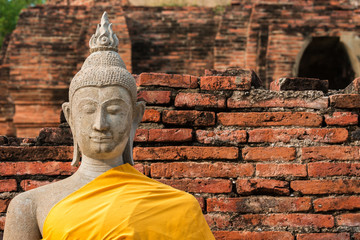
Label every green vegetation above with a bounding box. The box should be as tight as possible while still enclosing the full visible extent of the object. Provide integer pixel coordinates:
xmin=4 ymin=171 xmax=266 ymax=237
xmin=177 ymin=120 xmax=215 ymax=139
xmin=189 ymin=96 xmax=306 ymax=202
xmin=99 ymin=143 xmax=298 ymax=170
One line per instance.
xmin=0 ymin=0 xmax=45 ymax=49
xmin=213 ymin=5 xmax=226 ymax=15
xmin=159 ymin=0 xmax=191 ymax=7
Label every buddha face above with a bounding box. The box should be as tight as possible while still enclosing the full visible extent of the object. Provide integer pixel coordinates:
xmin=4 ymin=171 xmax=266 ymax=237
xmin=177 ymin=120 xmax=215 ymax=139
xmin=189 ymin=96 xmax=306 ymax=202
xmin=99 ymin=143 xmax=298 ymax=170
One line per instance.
xmin=68 ymin=86 xmax=133 ymax=160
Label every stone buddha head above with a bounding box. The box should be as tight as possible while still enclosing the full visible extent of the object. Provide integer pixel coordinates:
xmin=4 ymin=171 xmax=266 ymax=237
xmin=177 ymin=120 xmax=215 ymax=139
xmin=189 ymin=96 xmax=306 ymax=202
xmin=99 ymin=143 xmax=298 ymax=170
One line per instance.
xmin=62 ymin=12 xmax=144 ymax=167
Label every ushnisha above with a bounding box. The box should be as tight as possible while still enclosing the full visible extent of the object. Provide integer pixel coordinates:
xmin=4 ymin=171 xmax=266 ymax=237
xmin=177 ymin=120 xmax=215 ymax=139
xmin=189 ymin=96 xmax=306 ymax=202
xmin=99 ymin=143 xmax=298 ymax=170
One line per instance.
xmin=4 ymin=12 xmax=215 ymax=240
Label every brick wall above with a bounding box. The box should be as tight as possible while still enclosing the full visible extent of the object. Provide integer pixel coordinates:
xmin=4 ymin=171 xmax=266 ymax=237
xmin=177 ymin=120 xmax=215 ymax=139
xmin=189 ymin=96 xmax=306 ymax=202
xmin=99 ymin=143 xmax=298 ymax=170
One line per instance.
xmin=1 ymin=71 xmax=360 ymax=239
xmin=124 ymin=6 xmax=220 ymax=76
xmin=0 ymin=35 xmax=15 ymax=137
xmin=1 ymin=0 xmax=360 ymax=137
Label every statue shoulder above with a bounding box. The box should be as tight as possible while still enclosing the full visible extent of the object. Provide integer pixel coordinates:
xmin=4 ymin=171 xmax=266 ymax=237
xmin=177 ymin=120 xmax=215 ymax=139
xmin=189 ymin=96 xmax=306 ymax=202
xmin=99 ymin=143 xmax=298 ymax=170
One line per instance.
xmin=22 ymin=176 xmax=79 ymax=211
xmin=7 ymin=190 xmax=37 ymax=217
xmin=4 ymin=176 xmax=77 ymax=240
xmin=4 ymin=191 xmax=41 ymax=239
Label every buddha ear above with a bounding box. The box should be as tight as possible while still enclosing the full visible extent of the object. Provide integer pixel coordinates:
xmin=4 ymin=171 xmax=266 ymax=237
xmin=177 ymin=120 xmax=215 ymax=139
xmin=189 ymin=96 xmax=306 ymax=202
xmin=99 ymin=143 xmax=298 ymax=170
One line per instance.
xmin=62 ymin=102 xmax=72 ymax=127
xmin=123 ymin=101 xmax=145 ymax=166
xmin=133 ymin=101 xmax=145 ymax=125
xmin=62 ymin=102 xmax=80 ymax=167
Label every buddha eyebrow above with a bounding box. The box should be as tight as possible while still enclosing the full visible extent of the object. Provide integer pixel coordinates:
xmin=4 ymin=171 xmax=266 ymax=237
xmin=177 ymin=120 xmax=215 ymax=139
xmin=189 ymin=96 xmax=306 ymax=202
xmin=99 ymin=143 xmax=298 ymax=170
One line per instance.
xmin=77 ymin=99 xmax=98 ymax=106
xmin=102 ymin=98 xmax=130 ymax=107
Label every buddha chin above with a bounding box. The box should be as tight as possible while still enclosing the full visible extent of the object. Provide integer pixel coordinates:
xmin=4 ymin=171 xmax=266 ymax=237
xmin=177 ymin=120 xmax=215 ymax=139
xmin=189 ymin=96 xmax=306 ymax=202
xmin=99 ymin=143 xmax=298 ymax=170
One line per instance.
xmin=81 ymin=135 xmax=128 ymax=160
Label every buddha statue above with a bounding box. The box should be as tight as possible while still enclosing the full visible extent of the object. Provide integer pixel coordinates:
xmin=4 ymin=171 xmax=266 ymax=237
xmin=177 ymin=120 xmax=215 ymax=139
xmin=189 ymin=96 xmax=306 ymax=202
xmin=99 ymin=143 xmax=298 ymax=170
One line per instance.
xmin=4 ymin=12 xmax=214 ymax=240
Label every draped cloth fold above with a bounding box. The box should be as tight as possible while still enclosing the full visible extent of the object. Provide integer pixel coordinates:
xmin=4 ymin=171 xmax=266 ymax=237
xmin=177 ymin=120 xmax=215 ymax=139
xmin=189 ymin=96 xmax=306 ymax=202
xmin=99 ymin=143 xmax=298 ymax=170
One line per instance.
xmin=42 ymin=163 xmax=215 ymax=240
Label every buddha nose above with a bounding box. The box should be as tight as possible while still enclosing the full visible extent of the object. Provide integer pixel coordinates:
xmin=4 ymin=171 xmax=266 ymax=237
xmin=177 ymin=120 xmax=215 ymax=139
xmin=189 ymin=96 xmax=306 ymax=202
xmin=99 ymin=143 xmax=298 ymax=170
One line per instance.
xmin=92 ymin=108 xmax=109 ymax=131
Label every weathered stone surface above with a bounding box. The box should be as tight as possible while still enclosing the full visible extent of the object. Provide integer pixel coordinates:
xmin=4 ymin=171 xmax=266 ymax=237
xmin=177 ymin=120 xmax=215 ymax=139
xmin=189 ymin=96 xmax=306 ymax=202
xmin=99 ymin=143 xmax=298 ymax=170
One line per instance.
xmin=36 ymin=127 xmax=73 ymax=146
xmin=330 ymin=94 xmax=360 ymax=108
xmin=204 ymin=68 xmax=262 ymax=88
xmin=270 ymin=77 xmax=329 ymax=92
xmin=345 ymin=77 xmax=360 ymax=94
xmin=0 ymin=146 xmax=73 ymax=161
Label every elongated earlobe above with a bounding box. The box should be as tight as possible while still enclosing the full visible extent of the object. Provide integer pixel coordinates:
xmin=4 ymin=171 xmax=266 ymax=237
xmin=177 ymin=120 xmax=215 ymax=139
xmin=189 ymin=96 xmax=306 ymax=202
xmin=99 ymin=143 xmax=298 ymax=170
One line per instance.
xmin=62 ymin=102 xmax=71 ymax=125
xmin=134 ymin=101 xmax=145 ymax=124
xmin=123 ymin=101 xmax=145 ymax=165
xmin=71 ymin=142 xmax=81 ymax=167
xmin=62 ymin=102 xmax=80 ymax=166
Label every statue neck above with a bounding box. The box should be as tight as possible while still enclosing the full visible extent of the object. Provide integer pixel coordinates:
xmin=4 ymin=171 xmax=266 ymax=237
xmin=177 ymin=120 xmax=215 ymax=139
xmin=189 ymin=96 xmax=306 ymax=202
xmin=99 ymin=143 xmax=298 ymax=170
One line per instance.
xmin=76 ymin=154 xmax=124 ymax=182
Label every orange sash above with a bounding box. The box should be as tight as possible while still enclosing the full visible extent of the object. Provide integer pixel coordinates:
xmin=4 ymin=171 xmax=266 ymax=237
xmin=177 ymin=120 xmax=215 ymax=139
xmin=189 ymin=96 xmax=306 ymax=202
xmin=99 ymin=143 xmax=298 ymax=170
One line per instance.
xmin=42 ymin=163 xmax=215 ymax=240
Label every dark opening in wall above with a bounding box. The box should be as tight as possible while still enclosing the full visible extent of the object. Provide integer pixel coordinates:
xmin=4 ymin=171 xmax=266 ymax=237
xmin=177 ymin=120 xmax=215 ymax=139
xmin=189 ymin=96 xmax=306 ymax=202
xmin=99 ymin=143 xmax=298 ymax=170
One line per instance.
xmin=298 ymin=37 xmax=354 ymax=90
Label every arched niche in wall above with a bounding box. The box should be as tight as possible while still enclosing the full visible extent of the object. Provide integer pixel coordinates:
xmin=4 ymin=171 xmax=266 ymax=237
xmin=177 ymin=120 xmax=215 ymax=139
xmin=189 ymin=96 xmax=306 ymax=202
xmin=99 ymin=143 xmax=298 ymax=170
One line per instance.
xmin=294 ymin=33 xmax=360 ymax=90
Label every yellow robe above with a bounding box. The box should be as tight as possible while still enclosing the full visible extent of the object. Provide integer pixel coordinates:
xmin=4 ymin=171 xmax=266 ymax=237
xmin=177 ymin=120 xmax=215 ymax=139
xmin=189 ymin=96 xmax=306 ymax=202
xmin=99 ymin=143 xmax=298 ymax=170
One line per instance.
xmin=42 ymin=163 xmax=215 ymax=240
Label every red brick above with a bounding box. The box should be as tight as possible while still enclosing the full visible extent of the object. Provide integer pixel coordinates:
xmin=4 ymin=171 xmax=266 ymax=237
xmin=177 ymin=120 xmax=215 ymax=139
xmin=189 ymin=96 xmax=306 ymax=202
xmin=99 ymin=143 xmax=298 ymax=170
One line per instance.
xmin=236 ymin=179 xmax=289 ymax=195
xmin=196 ymin=130 xmax=247 ymax=144
xmin=228 ymin=92 xmax=328 ymax=109
xmin=307 ymin=128 xmax=348 ymax=143
xmin=325 ymin=112 xmax=358 ymax=126
xmin=308 ymin=162 xmax=360 ymax=177
xmin=302 ymin=146 xmax=360 ymax=161
xmin=337 ymin=213 xmax=360 ymax=226
xmin=200 ymin=76 xmax=251 ymax=91
xmin=354 ymin=233 xmax=360 ymax=240
xmin=135 ymin=129 xmax=192 ymax=142
xmin=314 ymin=196 xmax=360 ymax=212
xmin=159 ymin=179 xmax=232 ymax=193
xmin=242 ymin=147 xmax=296 ymax=162
xmin=139 ymin=73 xmax=198 ymax=88
xmin=0 ymin=179 xmax=17 ymax=192
xmin=133 ymin=146 xmax=238 ymax=160
xmin=291 ymin=179 xmax=360 ymax=194
xmin=148 ymin=129 xmax=192 ymax=142
xmin=297 ymin=233 xmax=350 ymax=240
xmin=175 ymin=92 xmax=226 ymax=108
xmin=137 ymin=90 xmax=171 ymax=104
xmin=133 ymin=163 xmax=146 ymax=175
xmin=234 ymin=213 xmax=334 ymax=228
xmin=204 ymin=69 xmax=260 ymax=85
xmin=270 ymin=77 xmax=328 ymax=92
xmin=20 ymin=179 xmax=55 ymax=191
xmin=0 ymin=216 xmax=5 ymax=230
xmin=151 ymin=162 xmax=254 ymax=178
xmin=163 ymin=110 xmax=215 ymax=126
xmin=213 ymin=231 xmax=294 ymax=240
xmin=141 ymin=108 xmax=161 ymax=123
xmin=37 ymin=127 xmax=72 ymax=145
xmin=133 ymin=74 xmax=140 ymax=86
xmin=256 ymin=163 xmax=307 ymax=177
xmin=330 ymin=94 xmax=360 ymax=108
xmin=0 ymin=162 xmax=77 ymax=176
xmin=134 ymin=129 xmax=148 ymax=142
xmin=0 ymin=199 xmax=10 ymax=213
xmin=345 ymin=77 xmax=360 ymax=94
xmin=0 ymin=146 xmax=73 ymax=161
xmin=14 ymin=104 xmax=61 ymax=128
xmin=204 ymin=214 xmax=231 ymax=229
xmin=194 ymin=196 xmax=205 ymax=211
xmin=218 ymin=112 xmax=322 ymax=127
xmin=207 ymin=197 xmax=311 ymax=213
xmin=249 ymin=128 xmax=348 ymax=143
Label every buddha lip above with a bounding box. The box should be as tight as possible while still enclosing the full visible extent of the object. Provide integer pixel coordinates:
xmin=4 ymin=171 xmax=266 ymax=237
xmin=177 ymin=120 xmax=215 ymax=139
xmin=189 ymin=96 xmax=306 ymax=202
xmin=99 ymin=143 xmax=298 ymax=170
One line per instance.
xmin=90 ymin=136 xmax=112 ymax=142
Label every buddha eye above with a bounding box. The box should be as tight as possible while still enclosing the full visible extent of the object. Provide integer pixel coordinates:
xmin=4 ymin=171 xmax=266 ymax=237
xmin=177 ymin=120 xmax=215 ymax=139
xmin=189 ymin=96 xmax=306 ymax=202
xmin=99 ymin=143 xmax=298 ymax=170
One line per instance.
xmin=106 ymin=105 xmax=122 ymax=115
xmin=82 ymin=105 xmax=96 ymax=114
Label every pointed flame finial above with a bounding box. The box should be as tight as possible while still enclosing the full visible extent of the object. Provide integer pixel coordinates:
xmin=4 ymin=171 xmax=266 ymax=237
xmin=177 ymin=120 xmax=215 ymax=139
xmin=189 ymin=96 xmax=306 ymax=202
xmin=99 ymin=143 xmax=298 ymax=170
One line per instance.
xmin=89 ymin=12 xmax=119 ymax=53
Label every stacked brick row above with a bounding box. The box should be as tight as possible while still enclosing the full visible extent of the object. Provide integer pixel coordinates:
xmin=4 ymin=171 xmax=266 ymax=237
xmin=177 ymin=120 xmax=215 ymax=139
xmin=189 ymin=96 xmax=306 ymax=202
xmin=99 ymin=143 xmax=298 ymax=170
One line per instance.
xmin=1 ymin=71 xmax=360 ymax=239
xmin=2 ymin=0 xmax=360 ymax=137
